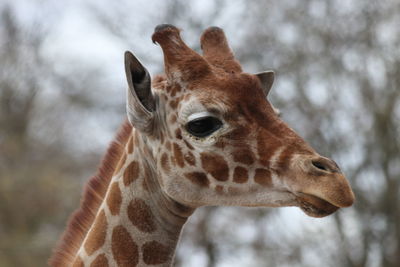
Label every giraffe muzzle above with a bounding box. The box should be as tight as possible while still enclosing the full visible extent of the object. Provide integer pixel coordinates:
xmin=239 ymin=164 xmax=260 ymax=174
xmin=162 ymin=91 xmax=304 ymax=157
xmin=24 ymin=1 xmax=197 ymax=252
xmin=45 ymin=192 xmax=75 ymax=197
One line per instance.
xmin=296 ymin=193 xmax=340 ymax=218
xmin=289 ymin=155 xmax=355 ymax=217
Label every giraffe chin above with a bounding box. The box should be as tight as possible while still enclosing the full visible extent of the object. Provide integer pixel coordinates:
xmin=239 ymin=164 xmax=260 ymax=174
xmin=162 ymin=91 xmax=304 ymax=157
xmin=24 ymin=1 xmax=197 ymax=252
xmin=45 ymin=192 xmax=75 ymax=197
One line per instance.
xmin=296 ymin=193 xmax=339 ymax=218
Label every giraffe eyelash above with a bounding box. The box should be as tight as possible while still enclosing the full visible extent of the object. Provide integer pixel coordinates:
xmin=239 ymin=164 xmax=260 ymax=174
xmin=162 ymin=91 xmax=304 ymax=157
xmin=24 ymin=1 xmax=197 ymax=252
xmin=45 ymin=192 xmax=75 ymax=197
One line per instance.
xmin=187 ymin=111 xmax=215 ymax=121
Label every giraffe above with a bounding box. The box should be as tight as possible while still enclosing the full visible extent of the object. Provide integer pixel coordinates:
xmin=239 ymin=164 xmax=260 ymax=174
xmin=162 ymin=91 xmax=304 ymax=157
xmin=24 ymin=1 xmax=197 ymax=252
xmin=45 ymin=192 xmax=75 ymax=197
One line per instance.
xmin=49 ymin=24 xmax=355 ymax=267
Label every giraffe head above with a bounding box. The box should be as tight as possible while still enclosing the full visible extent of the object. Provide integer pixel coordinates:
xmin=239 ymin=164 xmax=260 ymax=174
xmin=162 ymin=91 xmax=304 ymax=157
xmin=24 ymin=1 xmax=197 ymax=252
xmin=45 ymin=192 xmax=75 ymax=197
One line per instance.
xmin=125 ymin=24 xmax=354 ymax=218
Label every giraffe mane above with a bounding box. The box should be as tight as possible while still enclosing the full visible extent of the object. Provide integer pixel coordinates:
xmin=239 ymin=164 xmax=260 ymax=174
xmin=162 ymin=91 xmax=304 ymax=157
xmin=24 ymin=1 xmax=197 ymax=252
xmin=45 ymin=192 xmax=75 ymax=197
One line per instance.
xmin=49 ymin=120 xmax=132 ymax=267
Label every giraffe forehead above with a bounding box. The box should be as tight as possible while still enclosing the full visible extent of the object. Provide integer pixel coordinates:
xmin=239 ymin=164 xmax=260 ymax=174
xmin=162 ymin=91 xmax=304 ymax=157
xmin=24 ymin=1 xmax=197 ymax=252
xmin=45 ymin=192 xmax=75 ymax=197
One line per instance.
xmin=203 ymin=75 xmax=263 ymax=101
xmin=174 ymin=77 xmax=275 ymax=123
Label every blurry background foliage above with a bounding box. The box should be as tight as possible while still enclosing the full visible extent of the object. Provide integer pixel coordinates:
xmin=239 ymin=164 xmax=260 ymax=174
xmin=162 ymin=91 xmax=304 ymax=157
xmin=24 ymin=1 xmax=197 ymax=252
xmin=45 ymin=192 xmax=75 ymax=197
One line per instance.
xmin=0 ymin=0 xmax=399 ymax=266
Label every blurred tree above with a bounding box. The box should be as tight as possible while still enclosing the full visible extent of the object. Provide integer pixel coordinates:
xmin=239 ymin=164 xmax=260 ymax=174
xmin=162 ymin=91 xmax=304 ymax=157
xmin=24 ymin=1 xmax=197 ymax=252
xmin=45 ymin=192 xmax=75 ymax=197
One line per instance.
xmin=0 ymin=4 xmax=119 ymax=266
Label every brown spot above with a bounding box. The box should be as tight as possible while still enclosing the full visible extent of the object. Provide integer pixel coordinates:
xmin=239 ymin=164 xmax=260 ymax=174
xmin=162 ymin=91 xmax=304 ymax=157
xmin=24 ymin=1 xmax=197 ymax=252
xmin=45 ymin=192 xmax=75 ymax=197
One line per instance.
xmin=233 ymin=147 xmax=255 ymax=165
xmin=107 ymin=182 xmax=122 ymax=215
xmin=201 ymin=153 xmax=229 ymax=181
xmin=84 ymin=210 xmax=107 ymax=256
xmin=127 ymin=136 xmax=134 ymax=154
xmin=170 ymin=84 xmax=181 ymax=97
xmin=127 ymin=198 xmax=156 ymax=233
xmin=175 ymin=83 xmax=182 ymax=93
xmin=161 ymin=153 xmax=170 ymax=172
xmin=184 ymin=151 xmax=196 ymax=166
xmin=91 ymin=254 xmax=108 ymax=267
xmin=215 ymin=185 xmax=224 ymax=194
xmin=169 ymin=99 xmax=179 ymax=109
xmin=169 ymin=114 xmax=177 ymax=124
xmin=183 ymin=139 xmax=194 ymax=150
xmin=173 ymin=143 xmax=185 ymax=168
xmin=175 ymin=128 xmax=182 ymax=139
xmin=114 ymin=153 xmax=127 ymax=174
xmin=254 ymin=168 xmax=272 ymax=186
xmin=123 ymin=161 xmax=139 ymax=186
xmin=142 ymin=241 xmax=171 ymax=265
xmin=111 ymin=225 xmax=139 ymax=267
xmin=185 ymin=172 xmax=209 ymax=187
xmin=72 ymin=256 xmax=84 ymax=267
xmin=233 ymin=166 xmax=248 ymax=183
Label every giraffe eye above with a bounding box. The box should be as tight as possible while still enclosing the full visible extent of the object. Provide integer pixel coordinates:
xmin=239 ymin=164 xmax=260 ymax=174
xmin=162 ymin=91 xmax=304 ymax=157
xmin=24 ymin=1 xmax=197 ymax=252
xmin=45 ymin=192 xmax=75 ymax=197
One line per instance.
xmin=186 ymin=116 xmax=223 ymax=138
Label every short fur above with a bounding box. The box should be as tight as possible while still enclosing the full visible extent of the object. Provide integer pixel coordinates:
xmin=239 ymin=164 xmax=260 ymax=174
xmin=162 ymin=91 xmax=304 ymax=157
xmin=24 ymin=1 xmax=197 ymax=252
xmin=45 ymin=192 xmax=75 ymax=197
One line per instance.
xmin=49 ymin=121 xmax=132 ymax=267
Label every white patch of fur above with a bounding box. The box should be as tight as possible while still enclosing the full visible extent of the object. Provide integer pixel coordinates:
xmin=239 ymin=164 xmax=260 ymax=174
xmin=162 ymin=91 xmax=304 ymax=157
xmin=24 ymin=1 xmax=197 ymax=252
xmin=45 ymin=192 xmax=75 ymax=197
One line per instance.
xmin=187 ymin=111 xmax=214 ymax=121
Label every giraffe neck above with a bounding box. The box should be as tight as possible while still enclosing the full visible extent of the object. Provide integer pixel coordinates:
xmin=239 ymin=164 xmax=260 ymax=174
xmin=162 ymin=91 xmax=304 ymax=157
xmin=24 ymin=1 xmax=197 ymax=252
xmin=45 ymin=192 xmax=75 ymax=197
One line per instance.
xmin=74 ymin=130 xmax=194 ymax=267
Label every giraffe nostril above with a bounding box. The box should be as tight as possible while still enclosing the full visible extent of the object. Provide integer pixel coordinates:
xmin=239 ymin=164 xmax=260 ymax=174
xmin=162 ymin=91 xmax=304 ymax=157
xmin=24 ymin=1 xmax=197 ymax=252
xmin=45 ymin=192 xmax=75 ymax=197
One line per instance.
xmin=312 ymin=160 xmax=329 ymax=172
xmin=310 ymin=158 xmax=341 ymax=173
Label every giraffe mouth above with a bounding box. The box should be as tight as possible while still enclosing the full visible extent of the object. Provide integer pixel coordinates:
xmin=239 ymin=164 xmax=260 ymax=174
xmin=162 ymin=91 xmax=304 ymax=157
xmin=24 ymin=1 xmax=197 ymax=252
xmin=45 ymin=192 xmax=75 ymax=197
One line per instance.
xmin=296 ymin=193 xmax=339 ymax=218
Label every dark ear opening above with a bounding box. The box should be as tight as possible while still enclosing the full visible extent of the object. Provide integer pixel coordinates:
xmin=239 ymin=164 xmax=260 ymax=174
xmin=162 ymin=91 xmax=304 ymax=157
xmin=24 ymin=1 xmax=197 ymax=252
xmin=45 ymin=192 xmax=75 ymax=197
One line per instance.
xmin=125 ymin=51 xmax=155 ymax=111
xmin=255 ymin=71 xmax=275 ymax=96
xmin=124 ymin=51 xmax=155 ymax=133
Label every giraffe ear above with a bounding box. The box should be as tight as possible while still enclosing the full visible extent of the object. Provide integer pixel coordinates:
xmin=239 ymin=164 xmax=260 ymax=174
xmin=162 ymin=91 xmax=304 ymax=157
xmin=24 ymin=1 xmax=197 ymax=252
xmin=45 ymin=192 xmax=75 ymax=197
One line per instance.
xmin=255 ymin=70 xmax=275 ymax=96
xmin=124 ymin=51 xmax=155 ymax=133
